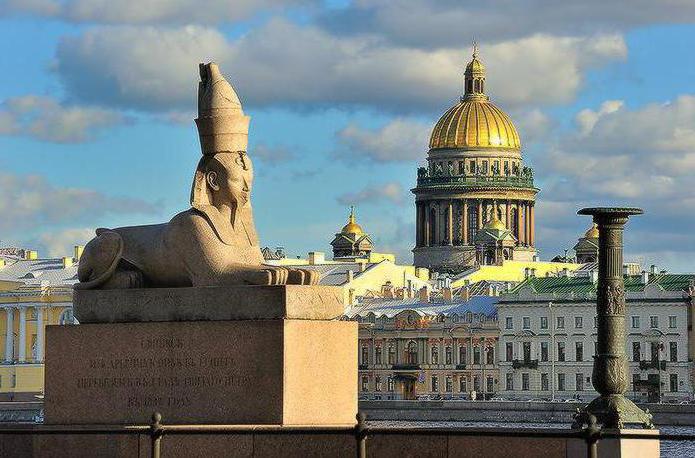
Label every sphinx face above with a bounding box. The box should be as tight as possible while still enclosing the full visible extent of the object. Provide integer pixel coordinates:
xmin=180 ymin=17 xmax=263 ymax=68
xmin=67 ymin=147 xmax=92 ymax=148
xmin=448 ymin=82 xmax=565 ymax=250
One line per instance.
xmin=216 ymin=152 xmax=253 ymax=208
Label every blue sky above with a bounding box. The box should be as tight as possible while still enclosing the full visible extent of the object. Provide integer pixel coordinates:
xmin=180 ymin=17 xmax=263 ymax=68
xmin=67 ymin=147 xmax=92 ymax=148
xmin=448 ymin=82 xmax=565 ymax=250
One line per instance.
xmin=1 ymin=1 xmax=695 ymax=272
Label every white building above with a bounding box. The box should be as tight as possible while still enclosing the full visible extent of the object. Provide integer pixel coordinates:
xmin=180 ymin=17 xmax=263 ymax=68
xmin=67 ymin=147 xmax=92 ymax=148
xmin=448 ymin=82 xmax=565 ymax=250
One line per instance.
xmin=497 ymin=270 xmax=694 ymax=403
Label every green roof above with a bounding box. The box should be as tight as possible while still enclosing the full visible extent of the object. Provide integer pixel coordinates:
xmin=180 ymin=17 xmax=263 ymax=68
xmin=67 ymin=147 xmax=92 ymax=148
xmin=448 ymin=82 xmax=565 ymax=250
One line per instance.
xmin=508 ymin=273 xmax=695 ymax=295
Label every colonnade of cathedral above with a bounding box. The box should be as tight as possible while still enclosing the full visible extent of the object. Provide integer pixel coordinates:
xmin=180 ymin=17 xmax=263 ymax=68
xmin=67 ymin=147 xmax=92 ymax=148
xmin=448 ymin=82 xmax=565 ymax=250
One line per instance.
xmin=415 ymin=198 xmax=535 ymax=248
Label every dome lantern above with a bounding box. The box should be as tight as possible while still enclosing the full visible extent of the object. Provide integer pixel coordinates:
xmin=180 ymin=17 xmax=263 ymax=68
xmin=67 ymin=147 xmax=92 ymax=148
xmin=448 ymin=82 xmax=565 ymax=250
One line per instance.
xmin=463 ymin=42 xmax=488 ymax=102
xmin=428 ymin=45 xmax=521 ymax=150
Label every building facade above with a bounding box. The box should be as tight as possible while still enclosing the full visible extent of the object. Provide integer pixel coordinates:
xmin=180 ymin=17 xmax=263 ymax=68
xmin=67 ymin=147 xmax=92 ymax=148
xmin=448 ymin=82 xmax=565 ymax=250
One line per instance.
xmin=0 ymin=250 xmax=79 ymax=402
xmin=412 ymin=47 xmax=538 ymax=273
xmin=497 ymin=272 xmax=695 ymax=402
xmin=347 ymin=294 xmax=500 ymax=401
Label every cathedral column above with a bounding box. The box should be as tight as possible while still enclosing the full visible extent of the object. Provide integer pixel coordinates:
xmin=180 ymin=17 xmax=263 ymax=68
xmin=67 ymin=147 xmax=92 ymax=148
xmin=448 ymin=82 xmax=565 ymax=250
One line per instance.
xmin=530 ymin=204 xmax=535 ymax=246
xmin=462 ymin=200 xmax=468 ymax=245
xmin=517 ymin=202 xmax=524 ymax=243
xmin=447 ymin=201 xmax=453 ymax=245
xmin=524 ymin=203 xmax=530 ymax=246
xmin=477 ymin=200 xmax=483 ymax=229
xmin=506 ymin=200 xmax=511 ymax=228
xmin=424 ymin=202 xmax=430 ymax=247
xmin=526 ymin=203 xmax=531 ymax=246
xmin=493 ymin=200 xmax=498 ymax=220
xmin=415 ymin=203 xmax=421 ymax=247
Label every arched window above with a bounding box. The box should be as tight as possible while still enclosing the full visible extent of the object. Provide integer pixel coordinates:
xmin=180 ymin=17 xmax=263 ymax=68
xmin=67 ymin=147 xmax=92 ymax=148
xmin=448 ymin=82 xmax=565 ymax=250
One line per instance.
xmin=445 ymin=346 xmax=452 ymax=365
xmin=431 ymin=346 xmax=439 ymax=364
xmin=388 ymin=345 xmax=395 ymax=364
xmin=406 ymin=341 xmax=418 ymax=364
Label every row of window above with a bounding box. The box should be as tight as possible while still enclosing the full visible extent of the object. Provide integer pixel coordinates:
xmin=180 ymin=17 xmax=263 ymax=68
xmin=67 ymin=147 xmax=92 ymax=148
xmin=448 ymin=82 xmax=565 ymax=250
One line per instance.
xmin=505 ymin=315 xmax=678 ymax=331
xmin=506 ymin=372 xmax=587 ymax=391
xmin=505 ymin=373 xmax=680 ymax=393
xmin=430 ymin=159 xmax=520 ymax=177
xmin=360 ymin=343 xmax=494 ymax=366
xmin=632 ymin=341 xmax=678 ymax=362
xmin=505 ymin=341 xmax=679 ymax=363
xmin=360 ymin=374 xmax=495 ymax=394
xmin=362 ymin=340 xmax=681 ymax=366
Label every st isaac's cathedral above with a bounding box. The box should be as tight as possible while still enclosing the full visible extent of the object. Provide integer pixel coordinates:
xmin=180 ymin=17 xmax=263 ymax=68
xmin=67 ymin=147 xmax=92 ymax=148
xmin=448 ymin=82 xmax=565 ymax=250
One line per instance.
xmin=413 ymin=47 xmax=538 ymax=273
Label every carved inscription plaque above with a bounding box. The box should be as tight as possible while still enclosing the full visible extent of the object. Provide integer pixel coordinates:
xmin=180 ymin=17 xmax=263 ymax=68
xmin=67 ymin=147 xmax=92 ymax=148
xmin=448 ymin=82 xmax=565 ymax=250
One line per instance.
xmin=44 ymin=321 xmax=284 ymax=424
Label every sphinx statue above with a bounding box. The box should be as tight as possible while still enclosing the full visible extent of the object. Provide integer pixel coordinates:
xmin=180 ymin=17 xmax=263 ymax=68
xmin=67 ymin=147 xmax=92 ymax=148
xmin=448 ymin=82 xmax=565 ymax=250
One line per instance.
xmin=76 ymin=63 xmax=318 ymax=289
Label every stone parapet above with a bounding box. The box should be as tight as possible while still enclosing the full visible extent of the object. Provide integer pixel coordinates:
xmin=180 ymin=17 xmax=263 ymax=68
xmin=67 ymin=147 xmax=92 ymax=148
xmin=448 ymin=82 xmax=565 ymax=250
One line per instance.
xmin=74 ymin=285 xmax=345 ymax=324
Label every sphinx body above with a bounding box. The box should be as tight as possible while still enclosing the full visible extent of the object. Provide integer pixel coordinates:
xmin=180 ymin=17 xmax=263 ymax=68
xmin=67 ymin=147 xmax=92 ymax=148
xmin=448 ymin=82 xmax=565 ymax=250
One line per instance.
xmin=76 ymin=63 xmax=317 ymax=289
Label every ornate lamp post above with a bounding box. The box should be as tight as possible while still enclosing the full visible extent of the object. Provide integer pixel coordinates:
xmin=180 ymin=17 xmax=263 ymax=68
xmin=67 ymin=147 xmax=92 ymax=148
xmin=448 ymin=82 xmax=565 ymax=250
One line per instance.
xmin=573 ymin=207 xmax=653 ymax=429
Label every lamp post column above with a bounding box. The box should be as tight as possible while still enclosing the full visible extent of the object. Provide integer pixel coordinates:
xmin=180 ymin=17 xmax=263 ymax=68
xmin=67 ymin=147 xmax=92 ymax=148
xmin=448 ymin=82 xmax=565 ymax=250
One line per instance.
xmin=573 ymin=207 xmax=653 ymax=429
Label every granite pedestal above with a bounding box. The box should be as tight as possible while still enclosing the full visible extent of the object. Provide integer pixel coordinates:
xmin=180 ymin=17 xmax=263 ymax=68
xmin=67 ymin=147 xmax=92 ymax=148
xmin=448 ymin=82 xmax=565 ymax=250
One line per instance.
xmin=44 ymin=286 xmax=357 ymax=426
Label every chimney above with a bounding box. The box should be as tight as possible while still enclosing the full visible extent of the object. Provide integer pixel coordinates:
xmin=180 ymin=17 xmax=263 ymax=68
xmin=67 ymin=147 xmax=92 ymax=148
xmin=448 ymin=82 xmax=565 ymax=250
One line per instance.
xmin=0 ymin=259 xmax=5 ymax=269
xmin=590 ymin=270 xmax=598 ymax=284
xmin=524 ymin=268 xmax=530 ymax=279
xmin=381 ymin=281 xmax=395 ymax=298
xmin=26 ymin=250 xmax=38 ymax=260
xmin=62 ymin=257 xmax=73 ymax=268
xmin=346 ymin=270 xmax=354 ymax=283
xmin=74 ymin=245 xmax=84 ymax=261
xmin=641 ymin=271 xmax=649 ymax=285
xmin=442 ymin=287 xmax=453 ymax=302
xmin=561 ymin=268 xmax=569 ymax=277
xmin=650 ymin=264 xmax=657 ymax=274
xmin=623 ymin=265 xmax=629 ymax=275
xmin=460 ymin=286 xmax=470 ymax=301
xmin=308 ymin=251 xmax=325 ymax=265
xmin=418 ymin=286 xmax=430 ymax=303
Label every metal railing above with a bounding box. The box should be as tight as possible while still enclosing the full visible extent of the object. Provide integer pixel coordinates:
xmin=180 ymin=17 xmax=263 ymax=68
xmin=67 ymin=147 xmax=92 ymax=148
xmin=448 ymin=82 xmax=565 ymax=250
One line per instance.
xmin=0 ymin=412 xmax=694 ymax=458
xmin=416 ymin=174 xmax=535 ymax=188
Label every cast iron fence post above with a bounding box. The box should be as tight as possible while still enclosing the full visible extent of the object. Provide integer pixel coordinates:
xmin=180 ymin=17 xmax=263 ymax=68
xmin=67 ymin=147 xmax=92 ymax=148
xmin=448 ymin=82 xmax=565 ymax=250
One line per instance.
xmin=356 ymin=412 xmax=367 ymax=458
xmin=573 ymin=207 xmax=653 ymax=429
xmin=150 ymin=412 xmax=163 ymax=458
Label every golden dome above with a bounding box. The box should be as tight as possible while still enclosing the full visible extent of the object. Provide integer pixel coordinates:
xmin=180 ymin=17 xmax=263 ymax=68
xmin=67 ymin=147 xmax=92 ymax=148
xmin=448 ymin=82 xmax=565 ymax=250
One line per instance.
xmin=484 ymin=216 xmax=507 ymax=231
xmin=584 ymin=223 xmax=599 ymax=239
xmin=429 ymin=100 xmax=521 ymax=150
xmin=341 ymin=207 xmax=364 ymax=235
xmin=429 ymin=46 xmax=521 ymax=150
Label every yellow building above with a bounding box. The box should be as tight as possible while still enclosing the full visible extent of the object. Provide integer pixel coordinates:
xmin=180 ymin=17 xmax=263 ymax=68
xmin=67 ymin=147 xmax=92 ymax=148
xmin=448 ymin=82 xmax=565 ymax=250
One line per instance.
xmin=0 ymin=249 xmax=79 ymax=402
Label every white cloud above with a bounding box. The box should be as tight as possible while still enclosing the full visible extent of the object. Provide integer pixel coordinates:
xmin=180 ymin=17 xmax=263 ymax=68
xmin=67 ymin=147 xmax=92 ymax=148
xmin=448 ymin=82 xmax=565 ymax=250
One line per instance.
xmin=55 ymin=26 xmax=233 ymax=111
xmin=336 ymin=118 xmax=430 ymax=163
xmin=29 ymin=227 xmax=95 ymax=258
xmin=252 ymin=143 xmax=295 ymax=165
xmin=318 ymin=0 xmax=695 ymax=49
xmin=52 ymin=21 xmax=626 ymax=114
xmin=0 ymin=172 xmax=158 ymax=233
xmin=534 ymin=95 xmax=695 ymax=267
xmin=5 ymin=0 xmax=311 ymax=24
xmin=0 ymin=95 xmax=126 ymax=143
xmin=337 ymin=182 xmax=405 ymax=206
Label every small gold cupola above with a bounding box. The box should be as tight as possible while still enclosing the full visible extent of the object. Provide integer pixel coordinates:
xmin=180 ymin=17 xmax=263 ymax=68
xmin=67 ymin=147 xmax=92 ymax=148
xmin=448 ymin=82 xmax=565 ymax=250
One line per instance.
xmin=341 ymin=206 xmax=364 ymax=235
xmin=463 ymin=43 xmax=488 ymax=102
xmin=332 ymin=207 xmax=373 ymax=260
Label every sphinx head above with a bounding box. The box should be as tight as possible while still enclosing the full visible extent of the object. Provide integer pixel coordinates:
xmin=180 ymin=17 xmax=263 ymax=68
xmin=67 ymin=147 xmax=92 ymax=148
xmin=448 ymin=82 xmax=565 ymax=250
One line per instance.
xmin=191 ymin=151 xmax=254 ymax=211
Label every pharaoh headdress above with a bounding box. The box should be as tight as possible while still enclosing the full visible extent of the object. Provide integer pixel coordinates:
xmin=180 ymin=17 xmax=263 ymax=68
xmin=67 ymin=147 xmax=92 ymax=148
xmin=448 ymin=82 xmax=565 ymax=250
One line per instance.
xmin=190 ymin=63 xmax=258 ymax=245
